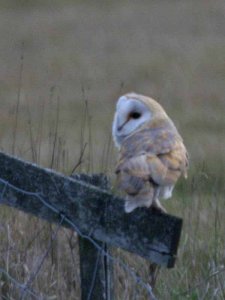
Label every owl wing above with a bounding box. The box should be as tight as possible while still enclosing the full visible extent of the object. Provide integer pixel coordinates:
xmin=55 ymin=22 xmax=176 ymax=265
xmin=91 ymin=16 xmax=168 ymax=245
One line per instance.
xmin=116 ymin=136 xmax=188 ymax=194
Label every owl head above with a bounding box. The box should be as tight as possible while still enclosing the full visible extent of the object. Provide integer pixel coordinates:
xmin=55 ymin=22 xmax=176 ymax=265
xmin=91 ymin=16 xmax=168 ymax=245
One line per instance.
xmin=112 ymin=92 xmax=171 ymax=148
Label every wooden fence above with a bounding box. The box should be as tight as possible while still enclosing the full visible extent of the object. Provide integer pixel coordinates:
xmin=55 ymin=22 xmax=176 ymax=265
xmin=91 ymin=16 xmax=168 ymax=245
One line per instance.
xmin=0 ymin=151 xmax=182 ymax=299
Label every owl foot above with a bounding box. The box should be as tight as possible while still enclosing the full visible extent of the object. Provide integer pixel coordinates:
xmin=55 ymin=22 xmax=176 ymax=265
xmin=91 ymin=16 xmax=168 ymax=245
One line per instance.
xmin=151 ymin=199 xmax=167 ymax=214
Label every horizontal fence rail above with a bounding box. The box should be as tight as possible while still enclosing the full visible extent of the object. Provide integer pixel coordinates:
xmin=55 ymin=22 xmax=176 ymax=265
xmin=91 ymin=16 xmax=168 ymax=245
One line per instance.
xmin=0 ymin=151 xmax=182 ymax=268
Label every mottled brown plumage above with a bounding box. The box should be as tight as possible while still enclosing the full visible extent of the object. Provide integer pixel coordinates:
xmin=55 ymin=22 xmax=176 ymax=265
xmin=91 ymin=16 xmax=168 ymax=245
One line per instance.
xmin=112 ymin=93 xmax=188 ymax=213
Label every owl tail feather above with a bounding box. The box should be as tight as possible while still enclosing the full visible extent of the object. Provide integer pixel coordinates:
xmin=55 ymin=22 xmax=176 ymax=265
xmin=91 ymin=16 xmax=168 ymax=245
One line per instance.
xmin=124 ymin=195 xmax=153 ymax=213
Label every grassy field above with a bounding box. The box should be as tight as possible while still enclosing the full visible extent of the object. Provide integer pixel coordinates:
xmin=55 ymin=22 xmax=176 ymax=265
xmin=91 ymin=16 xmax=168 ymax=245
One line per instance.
xmin=0 ymin=1 xmax=225 ymax=299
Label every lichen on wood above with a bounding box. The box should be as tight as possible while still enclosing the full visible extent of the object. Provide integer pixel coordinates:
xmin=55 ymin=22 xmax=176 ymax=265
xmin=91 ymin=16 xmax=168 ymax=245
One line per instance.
xmin=0 ymin=151 xmax=182 ymax=268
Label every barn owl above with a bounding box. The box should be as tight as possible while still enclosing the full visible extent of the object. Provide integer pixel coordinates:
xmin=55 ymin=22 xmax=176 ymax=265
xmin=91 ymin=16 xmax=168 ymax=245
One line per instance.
xmin=112 ymin=93 xmax=188 ymax=213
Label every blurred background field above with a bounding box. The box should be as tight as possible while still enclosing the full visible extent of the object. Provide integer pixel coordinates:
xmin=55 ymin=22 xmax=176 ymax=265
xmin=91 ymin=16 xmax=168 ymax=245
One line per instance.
xmin=0 ymin=1 xmax=225 ymax=299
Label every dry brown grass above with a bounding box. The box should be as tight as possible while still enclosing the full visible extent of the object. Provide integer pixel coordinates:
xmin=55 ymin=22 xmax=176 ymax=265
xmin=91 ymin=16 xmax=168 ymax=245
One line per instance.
xmin=0 ymin=1 xmax=225 ymax=299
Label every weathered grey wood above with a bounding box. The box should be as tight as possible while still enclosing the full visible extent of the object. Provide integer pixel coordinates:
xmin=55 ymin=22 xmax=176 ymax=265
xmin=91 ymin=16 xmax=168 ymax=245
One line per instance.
xmin=0 ymin=151 xmax=182 ymax=268
xmin=73 ymin=174 xmax=113 ymax=300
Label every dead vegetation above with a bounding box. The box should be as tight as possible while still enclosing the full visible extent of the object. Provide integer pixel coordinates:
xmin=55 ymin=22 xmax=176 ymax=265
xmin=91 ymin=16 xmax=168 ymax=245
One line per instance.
xmin=0 ymin=1 xmax=225 ymax=299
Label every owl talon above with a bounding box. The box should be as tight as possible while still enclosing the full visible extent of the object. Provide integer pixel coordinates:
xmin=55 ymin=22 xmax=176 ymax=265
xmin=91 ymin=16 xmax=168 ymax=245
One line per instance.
xmin=150 ymin=205 xmax=167 ymax=214
xmin=151 ymin=199 xmax=167 ymax=214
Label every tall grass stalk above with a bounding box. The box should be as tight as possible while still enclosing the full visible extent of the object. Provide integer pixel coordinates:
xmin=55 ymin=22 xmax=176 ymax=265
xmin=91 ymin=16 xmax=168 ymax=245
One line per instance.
xmin=12 ymin=44 xmax=24 ymax=156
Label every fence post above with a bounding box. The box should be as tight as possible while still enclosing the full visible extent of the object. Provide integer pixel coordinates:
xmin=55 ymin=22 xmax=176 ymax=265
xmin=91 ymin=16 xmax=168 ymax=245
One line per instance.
xmin=0 ymin=151 xmax=183 ymax=299
xmin=71 ymin=174 xmax=114 ymax=300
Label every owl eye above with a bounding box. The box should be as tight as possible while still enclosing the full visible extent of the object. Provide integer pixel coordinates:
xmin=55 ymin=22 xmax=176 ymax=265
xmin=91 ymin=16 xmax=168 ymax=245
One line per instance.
xmin=130 ymin=112 xmax=141 ymax=119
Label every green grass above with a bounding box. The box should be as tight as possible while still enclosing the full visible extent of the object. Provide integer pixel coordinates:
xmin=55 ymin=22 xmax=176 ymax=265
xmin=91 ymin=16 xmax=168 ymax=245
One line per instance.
xmin=0 ymin=1 xmax=225 ymax=299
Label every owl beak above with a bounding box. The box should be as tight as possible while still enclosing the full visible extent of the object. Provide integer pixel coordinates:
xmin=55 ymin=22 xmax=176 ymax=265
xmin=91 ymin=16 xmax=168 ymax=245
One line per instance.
xmin=117 ymin=119 xmax=129 ymax=131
